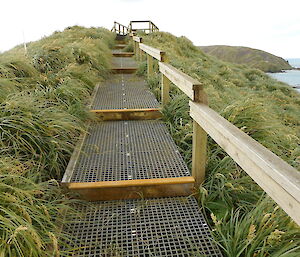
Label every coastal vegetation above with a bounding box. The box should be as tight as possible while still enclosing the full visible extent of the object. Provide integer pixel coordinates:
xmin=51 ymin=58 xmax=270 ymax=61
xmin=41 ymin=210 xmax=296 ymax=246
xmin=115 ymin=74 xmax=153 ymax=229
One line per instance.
xmin=138 ymin=32 xmax=300 ymax=256
xmin=0 ymin=24 xmax=299 ymax=256
xmin=0 ymin=26 xmax=114 ymax=256
xmin=199 ymin=45 xmax=292 ymax=72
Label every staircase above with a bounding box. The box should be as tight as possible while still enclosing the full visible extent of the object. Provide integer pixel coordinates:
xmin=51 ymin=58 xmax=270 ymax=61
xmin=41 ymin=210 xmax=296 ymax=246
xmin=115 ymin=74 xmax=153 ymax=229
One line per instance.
xmin=61 ymin=32 xmax=222 ymax=256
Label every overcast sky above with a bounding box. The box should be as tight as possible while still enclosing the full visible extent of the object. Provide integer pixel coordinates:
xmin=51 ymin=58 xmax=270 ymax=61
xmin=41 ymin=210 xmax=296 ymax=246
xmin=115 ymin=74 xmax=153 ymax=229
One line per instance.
xmin=1 ymin=0 xmax=299 ymax=58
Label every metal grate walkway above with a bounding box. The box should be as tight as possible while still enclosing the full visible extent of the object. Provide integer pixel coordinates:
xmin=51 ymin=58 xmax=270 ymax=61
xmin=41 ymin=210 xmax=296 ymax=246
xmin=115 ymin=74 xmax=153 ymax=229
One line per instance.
xmin=91 ymin=74 xmax=159 ymax=110
xmin=69 ymin=120 xmax=190 ymax=183
xmin=63 ymin=197 xmax=222 ymax=256
xmin=61 ymin=37 xmax=222 ymax=256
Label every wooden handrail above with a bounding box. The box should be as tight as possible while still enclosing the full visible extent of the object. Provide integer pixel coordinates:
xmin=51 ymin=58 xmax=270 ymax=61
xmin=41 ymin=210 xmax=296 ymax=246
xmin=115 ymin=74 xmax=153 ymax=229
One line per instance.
xmin=159 ymin=62 xmax=204 ymax=101
xmin=189 ymin=101 xmax=300 ymax=225
xmin=114 ymin=21 xmax=129 ymax=29
xmin=140 ymin=44 xmax=166 ymax=61
xmin=112 ymin=21 xmax=129 ymax=35
xmin=129 ymin=25 xmax=300 ymax=225
xmin=129 ymin=20 xmax=159 ymax=34
xmin=133 ymin=36 xmax=142 ymax=43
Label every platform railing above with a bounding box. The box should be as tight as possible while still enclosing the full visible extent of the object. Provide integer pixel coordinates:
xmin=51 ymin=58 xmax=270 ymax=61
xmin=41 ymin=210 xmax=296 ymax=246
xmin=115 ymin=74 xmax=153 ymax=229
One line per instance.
xmin=111 ymin=21 xmax=129 ymax=35
xmin=131 ymin=35 xmax=300 ymax=226
xmin=129 ymin=20 xmax=159 ymax=34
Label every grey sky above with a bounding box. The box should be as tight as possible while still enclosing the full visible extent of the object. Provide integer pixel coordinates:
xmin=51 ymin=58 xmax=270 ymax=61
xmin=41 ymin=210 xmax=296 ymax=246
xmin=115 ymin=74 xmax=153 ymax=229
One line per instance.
xmin=0 ymin=0 xmax=299 ymax=57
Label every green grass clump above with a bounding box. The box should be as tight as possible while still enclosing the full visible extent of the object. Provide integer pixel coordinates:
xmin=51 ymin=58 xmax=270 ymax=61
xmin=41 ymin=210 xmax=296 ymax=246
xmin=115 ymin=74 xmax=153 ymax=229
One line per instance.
xmin=0 ymin=168 xmax=73 ymax=257
xmin=139 ymin=31 xmax=300 ymax=255
xmin=0 ymin=26 xmax=114 ymax=256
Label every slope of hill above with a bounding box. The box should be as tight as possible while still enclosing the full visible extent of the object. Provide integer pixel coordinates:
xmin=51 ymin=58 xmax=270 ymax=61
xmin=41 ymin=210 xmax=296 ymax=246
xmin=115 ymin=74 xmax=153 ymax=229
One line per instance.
xmin=199 ymin=45 xmax=292 ymax=72
xmin=0 ymin=26 xmax=114 ymax=256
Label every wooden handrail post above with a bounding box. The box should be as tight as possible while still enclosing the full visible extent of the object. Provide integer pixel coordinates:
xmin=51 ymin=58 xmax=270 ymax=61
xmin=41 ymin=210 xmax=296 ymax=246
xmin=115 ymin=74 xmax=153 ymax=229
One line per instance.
xmin=192 ymin=120 xmax=208 ymax=188
xmin=147 ymin=54 xmax=153 ymax=78
xmin=161 ymin=74 xmax=170 ymax=105
xmin=191 ymin=88 xmax=208 ymax=188
xmin=133 ymin=41 xmax=137 ymax=56
xmin=139 ymin=48 xmax=143 ymax=61
xmin=136 ymin=43 xmax=140 ymax=60
xmin=161 ymin=53 xmax=168 ymax=63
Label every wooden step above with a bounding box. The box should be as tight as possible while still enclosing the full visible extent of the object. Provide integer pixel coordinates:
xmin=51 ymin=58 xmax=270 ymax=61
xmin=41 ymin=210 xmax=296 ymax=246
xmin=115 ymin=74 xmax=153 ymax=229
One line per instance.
xmin=62 ymin=177 xmax=195 ymax=201
xmin=113 ymin=52 xmax=134 ymax=57
xmin=115 ymin=40 xmax=127 ymax=45
xmin=111 ymin=67 xmax=137 ymax=74
xmin=114 ymin=44 xmax=127 ymax=49
xmin=62 ymin=120 xmax=193 ymax=201
xmin=90 ymin=108 xmax=162 ymax=121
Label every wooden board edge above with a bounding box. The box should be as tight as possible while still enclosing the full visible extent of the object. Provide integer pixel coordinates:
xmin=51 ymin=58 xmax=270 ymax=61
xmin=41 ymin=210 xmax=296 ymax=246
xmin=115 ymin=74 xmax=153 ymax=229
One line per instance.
xmin=64 ymin=177 xmax=195 ymax=201
xmin=87 ymin=83 xmax=100 ymax=109
xmin=113 ymin=52 xmax=134 ymax=57
xmin=90 ymin=108 xmax=162 ymax=121
xmin=111 ymin=68 xmax=137 ymax=74
xmin=90 ymin=108 xmax=161 ymax=113
xmin=61 ymin=130 xmax=89 ymax=183
xmin=65 ymin=176 xmax=195 ymax=189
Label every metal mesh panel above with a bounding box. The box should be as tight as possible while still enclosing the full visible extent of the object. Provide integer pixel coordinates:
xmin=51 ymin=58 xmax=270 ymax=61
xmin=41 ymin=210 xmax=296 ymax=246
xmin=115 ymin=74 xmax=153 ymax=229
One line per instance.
xmin=70 ymin=120 xmax=190 ymax=182
xmin=112 ymin=57 xmax=137 ymax=68
xmin=92 ymin=74 xmax=159 ymax=110
xmin=63 ymin=197 xmax=222 ymax=256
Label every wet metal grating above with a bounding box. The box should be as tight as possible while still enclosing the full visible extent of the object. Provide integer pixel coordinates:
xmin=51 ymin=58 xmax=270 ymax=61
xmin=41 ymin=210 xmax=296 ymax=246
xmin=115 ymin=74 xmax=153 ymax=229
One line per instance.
xmin=63 ymin=197 xmax=223 ymax=256
xmin=92 ymin=74 xmax=159 ymax=110
xmin=70 ymin=120 xmax=190 ymax=182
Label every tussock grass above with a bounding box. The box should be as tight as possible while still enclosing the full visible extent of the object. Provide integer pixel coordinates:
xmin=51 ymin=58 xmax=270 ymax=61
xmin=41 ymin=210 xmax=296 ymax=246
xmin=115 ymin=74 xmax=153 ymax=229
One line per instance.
xmin=0 ymin=170 xmax=74 ymax=257
xmin=0 ymin=26 xmax=114 ymax=255
xmin=139 ymin=32 xmax=300 ymax=255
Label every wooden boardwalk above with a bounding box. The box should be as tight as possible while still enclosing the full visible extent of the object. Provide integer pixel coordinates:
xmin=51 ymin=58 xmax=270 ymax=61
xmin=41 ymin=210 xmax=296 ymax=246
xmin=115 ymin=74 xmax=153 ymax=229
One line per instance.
xmin=61 ymin=36 xmax=222 ymax=256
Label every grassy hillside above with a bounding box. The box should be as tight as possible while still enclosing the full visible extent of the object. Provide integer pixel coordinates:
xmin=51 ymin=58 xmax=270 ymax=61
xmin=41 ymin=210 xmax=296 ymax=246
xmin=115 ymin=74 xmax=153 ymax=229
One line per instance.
xmin=138 ymin=32 xmax=300 ymax=256
xmin=199 ymin=45 xmax=292 ymax=72
xmin=0 ymin=26 xmax=114 ymax=256
xmin=1 ymin=25 xmax=299 ymax=256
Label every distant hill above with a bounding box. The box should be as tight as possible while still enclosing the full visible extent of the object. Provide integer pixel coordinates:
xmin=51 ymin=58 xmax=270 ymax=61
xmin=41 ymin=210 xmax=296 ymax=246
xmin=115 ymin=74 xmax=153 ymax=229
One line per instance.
xmin=199 ymin=45 xmax=292 ymax=72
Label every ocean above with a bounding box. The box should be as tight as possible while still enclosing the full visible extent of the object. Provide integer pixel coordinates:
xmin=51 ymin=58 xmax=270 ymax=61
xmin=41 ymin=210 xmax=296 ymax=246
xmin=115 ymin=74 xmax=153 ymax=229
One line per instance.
xmin=287 ymin=58 xmax=300 ymax=68
xmin=268 ymin=58 xmax=300 ymax=93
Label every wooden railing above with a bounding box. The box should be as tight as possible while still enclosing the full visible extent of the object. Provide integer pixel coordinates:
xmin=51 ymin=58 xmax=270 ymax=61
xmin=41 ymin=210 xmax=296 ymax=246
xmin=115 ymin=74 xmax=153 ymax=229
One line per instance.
xmin=131 ymin=35 xmax=300 ymax=225
xmin=111 ymin=21 xmax=129 ymax=35
xmin=129 ymin=20 xmax=159 ymax=34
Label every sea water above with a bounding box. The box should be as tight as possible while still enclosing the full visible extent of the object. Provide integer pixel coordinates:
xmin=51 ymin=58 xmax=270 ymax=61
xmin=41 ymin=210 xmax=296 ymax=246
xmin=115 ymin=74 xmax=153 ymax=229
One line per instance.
xmin=268 ymin=58 xmax=300 ymax=93
xmin=287 ymin=58 xmax=300 ymax=68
